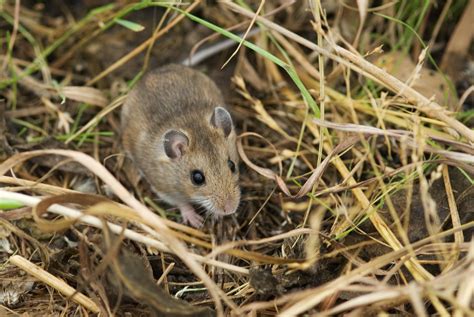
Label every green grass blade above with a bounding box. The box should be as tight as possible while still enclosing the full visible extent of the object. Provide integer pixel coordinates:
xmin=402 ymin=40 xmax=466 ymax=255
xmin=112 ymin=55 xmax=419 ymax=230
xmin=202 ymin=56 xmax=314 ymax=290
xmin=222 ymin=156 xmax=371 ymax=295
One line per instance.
xmin=158 ymin=4 xmax=320 ymax=117
xmin=115 ymin=18 xmax=145 ymax=32
xmin=0 ymin=199 xmax=24 ymax=210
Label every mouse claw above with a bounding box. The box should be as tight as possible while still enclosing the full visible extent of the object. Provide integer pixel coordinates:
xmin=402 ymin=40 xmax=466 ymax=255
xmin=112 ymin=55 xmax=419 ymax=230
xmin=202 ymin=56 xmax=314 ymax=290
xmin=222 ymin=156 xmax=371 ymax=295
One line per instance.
xmin=179 ymin=205 xmax=204 ymax=228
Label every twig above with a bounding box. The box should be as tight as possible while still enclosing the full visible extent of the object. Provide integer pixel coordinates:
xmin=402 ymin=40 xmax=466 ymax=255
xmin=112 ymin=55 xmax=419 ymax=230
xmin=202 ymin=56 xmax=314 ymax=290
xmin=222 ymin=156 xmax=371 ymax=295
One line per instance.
xmin=9 ymin=255 xmax=101 ymax=313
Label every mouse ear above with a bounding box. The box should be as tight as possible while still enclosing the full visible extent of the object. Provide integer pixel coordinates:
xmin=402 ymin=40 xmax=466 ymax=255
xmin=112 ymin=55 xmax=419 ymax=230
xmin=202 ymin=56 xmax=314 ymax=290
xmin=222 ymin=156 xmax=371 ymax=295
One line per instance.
xmin=163 ymin=130 xmax=189 ymax=159
xmin=211 ymin=107 xmax=233 ymax=137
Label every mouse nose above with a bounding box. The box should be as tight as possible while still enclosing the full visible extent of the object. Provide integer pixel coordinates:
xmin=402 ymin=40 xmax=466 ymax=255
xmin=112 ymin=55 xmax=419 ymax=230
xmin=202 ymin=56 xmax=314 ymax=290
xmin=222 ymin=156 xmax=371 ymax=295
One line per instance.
xmin=224 ymin=199 xmax=237 ymax=215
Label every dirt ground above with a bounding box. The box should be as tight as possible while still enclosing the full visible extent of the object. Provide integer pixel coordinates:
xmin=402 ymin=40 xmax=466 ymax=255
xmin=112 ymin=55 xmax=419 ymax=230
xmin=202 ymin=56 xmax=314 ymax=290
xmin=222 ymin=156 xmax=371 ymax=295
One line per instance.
xmin=0 ymin=1 xmax=473 ymax=316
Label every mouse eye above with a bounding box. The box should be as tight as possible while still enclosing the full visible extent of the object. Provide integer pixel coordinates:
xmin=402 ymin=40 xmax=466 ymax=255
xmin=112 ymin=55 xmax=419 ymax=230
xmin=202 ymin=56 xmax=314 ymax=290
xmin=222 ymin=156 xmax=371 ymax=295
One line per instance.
xmin=227 ymin=159 xmax=236 ymax=173
xmin=191 ymin=170 xmax=205 ymax=186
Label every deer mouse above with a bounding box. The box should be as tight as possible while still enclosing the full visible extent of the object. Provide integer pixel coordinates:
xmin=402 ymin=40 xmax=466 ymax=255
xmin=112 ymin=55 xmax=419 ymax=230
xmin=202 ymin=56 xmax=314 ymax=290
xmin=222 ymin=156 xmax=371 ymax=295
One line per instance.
xmin=121 ymin=64 xmax=240 ymax=227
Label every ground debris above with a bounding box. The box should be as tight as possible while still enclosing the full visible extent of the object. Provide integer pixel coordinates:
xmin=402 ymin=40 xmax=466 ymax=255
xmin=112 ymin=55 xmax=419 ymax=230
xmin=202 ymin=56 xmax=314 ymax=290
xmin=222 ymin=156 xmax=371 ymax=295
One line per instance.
xmin=0 ymin=1 xmax=473 ymax=315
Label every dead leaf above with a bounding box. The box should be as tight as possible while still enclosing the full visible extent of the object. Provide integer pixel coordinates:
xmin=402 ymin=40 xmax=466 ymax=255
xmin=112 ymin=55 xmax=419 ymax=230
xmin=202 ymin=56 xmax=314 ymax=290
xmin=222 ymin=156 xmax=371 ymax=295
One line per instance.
xmin=61 ymin=86 xmax=108 ymax=107
xmin=440 ymin=0 xmax=474 ymax=73
xmin=103 ymin=235 xmax=215 ymax=317
xmin=374 ymin=51 xmax=458 ymax=108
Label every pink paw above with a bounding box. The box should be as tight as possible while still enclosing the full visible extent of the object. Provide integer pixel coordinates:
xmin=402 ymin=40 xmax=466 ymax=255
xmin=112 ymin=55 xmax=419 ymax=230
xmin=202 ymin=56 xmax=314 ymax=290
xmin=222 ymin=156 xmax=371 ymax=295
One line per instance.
xmin=179 ymin=205 xmax=204 ymax=228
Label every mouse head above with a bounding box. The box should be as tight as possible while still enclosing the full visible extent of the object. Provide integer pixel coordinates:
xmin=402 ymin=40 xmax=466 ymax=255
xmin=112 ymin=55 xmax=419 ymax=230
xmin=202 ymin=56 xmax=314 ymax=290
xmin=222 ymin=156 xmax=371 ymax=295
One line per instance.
xmin=159 ymin=107 xmax=240 ymax=217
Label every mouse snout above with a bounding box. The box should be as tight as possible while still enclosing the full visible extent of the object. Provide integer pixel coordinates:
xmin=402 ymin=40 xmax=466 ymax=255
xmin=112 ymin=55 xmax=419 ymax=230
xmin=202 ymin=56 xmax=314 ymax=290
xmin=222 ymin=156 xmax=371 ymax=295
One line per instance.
xmin=212 ymin=194 xmax=239 ymax=216
xmin=224 ymin=199 xmax=237 ymax=215
xmin=206 ymin=180 xmax=240 ymax=216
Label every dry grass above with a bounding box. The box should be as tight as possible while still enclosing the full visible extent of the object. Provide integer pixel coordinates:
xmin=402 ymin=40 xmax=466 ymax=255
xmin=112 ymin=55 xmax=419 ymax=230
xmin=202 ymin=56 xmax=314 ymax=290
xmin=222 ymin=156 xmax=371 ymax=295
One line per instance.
xmin=0 ymin=0 xmax=473 ymax=316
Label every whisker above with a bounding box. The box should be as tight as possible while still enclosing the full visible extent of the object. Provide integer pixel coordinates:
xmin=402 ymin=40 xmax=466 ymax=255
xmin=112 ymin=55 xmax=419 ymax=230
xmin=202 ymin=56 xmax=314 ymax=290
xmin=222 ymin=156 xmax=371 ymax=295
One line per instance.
xmin=195 ymin=205 xmax=208 ymax=213
xmin=203 ymin=211 xmax=212 ymax=223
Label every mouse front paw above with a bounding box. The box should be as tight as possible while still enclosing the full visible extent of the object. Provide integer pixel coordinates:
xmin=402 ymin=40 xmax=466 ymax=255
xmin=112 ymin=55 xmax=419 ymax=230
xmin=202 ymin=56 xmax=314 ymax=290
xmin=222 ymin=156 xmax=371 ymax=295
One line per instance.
xmin=179 ymin=205 xmax=204 ymax=228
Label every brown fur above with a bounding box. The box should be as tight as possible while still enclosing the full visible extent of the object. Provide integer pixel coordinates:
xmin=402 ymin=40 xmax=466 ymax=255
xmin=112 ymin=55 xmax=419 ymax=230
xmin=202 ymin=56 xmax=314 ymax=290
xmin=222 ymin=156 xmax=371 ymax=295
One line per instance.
xmin=121 ymin=64 xmax=240 ymax=216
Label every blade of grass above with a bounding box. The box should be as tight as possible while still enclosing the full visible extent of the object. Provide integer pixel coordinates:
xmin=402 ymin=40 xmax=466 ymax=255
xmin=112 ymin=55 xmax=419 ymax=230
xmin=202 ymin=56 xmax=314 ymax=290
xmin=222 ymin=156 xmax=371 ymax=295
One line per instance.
xmin=114 ymin=18 xmax=145 ymax=32
xmin=0 ymin=3 xmax=117 ymax=89
xmin=159 ymin=4 xmax=320 ymax=117
xmin=0 ymin=198 xmax=24 ymax=210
